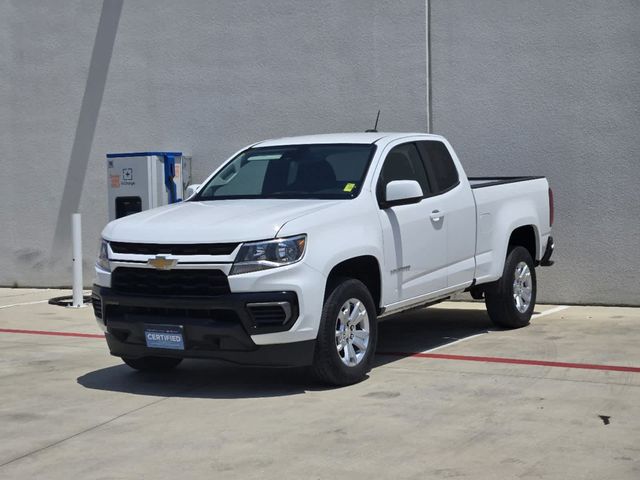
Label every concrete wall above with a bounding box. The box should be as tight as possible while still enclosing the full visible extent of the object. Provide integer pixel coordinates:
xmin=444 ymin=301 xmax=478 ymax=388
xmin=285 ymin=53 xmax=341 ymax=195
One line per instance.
xmin=431 ymin=0 xmax=640 ymax=305
xmin=2 ymin=0 xmax=639 ymax=305
xmin=0 ymin=0 xmax=427 ymax=287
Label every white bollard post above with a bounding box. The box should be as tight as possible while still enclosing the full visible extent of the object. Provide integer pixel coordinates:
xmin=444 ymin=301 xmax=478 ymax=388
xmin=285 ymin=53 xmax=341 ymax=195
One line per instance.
xmin=71 ymin=213 xmax=84 ymax=307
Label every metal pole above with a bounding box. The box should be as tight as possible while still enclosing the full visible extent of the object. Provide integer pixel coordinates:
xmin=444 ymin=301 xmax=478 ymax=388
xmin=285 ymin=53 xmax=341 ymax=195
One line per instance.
xmin=71 ymin=213 xmax=84 ymax=307
xmin=425 ymin=0 xmax=432 ymax=133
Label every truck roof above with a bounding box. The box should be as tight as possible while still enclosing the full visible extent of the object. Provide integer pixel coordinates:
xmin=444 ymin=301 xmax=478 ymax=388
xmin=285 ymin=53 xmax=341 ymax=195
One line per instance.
xmin=254 ymin=132 xmax=444 ymax=147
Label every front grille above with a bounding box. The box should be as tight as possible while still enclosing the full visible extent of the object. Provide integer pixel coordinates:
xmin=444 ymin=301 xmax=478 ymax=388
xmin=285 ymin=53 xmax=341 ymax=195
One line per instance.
xmin=111 ymin=268 xmax=230 ymax=296
xmin=92 ymin=294 xmax=103 ymax=319
xmin=110 ymin=242 xmax=239 ymax=256
xmin=247 ymin=303 xmax=290 ymax=326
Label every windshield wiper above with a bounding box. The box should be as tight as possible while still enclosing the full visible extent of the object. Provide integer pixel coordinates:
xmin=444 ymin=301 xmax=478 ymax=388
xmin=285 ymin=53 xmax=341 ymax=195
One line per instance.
xmin=264 ymin=191 xmax=312 ymax=197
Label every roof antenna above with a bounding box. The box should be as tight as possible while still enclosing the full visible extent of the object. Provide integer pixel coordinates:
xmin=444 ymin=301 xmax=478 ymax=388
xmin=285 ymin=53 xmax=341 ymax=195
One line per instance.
xmin=365 ymin=110 xmax=381 ymax=133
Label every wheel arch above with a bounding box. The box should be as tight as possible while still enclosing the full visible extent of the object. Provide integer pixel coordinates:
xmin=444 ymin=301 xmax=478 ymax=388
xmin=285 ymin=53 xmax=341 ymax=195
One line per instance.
xmin=325 ymin=255 xmax=382 ymax=314
xmin=508 ymin=224 xmax=538 ymax=261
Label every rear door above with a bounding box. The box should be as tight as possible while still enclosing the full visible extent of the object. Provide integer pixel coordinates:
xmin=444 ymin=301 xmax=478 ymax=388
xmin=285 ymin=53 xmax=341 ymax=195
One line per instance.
xmin=416 ymin=140 xmax=476 ymax=288
xmin=376 ymin=142 xmax=448 ymax=302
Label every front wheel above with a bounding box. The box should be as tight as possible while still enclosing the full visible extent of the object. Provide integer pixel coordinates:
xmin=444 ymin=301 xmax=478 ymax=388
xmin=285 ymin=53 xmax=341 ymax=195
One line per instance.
xmin=312 ymin=279 xmax=378 ymax=386
xmin=485 ymin=246 xmax=537 ymax=329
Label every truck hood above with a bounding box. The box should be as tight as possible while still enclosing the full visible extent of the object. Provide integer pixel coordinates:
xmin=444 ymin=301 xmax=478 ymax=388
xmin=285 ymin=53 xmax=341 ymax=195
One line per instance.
xmin=102 ymin=199 xmax=341 ymax=243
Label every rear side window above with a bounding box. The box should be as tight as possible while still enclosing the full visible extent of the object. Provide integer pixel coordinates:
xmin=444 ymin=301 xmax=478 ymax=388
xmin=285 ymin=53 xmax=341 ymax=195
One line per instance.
xmin=417 ymin=141 xmax=459 ymax=194
xmin=378 ymin=143 xmax=430 ymax=198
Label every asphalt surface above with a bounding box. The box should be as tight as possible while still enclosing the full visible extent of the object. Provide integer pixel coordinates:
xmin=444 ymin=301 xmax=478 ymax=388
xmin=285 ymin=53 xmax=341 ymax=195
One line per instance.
xmin=1 ymin=288 xmax=639 ymax=479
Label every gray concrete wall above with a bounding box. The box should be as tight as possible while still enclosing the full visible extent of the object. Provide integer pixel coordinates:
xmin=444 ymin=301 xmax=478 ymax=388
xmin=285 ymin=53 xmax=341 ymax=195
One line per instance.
xmin=431 ymin=0 xmax=640 ymax=305
xmin=2 ymin=0 xmax=639 ymax=305
xmin=0 ymin=0 xmax=427 ymax=287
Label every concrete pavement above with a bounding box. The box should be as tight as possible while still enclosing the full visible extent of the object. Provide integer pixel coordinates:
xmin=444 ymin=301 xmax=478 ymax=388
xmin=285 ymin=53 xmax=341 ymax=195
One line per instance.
xmin=0 ymin=288 xmax=639 ymax=479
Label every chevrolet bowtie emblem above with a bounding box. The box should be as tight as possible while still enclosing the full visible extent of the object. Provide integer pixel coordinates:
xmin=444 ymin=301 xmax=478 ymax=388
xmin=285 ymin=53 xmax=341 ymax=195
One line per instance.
xmin=147 ymin=255 xmax=178 ymax=270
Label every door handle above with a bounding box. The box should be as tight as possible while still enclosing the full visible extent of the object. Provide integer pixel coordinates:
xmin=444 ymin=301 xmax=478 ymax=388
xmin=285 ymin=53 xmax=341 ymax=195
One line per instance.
xmin=430 ymin=210 xmax=444 ymax=222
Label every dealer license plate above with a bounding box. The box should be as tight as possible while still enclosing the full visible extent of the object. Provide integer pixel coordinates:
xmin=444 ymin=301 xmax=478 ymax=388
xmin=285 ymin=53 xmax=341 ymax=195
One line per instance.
xmin=144 ymin=325 xmax=184 ymax=350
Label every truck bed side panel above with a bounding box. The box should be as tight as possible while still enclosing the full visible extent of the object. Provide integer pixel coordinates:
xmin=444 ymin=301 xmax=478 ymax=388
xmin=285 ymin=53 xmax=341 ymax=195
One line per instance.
xmin=472 ymin=178 xmax=551 ymax=284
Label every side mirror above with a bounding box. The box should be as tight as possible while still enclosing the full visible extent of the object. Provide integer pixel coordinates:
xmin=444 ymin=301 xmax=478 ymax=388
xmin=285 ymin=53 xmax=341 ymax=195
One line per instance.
xmin=383 ymin=180 xmax=423 ymax=208
xmin=185 ymin=184 xmax=201 ymax=199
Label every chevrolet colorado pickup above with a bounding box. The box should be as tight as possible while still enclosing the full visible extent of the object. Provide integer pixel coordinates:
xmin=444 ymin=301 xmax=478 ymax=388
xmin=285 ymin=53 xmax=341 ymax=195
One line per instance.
xmin=93 ymin=133 xmax=554 ymax=385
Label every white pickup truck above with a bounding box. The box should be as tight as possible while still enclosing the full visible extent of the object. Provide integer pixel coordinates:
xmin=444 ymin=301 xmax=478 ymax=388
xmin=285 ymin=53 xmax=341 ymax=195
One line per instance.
xmin=93 ymin=133 xmax=554 ymax=385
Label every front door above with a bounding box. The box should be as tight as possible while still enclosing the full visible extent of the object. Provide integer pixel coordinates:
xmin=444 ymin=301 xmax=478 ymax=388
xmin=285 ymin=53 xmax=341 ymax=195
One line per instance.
xmin=376 ymin=142 xmax=448 ymax=303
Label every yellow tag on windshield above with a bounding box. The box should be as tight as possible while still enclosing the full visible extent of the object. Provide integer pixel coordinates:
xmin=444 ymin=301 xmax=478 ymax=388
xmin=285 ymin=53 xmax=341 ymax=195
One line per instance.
xmin=343 ymin=183 xmax=356 ymax=192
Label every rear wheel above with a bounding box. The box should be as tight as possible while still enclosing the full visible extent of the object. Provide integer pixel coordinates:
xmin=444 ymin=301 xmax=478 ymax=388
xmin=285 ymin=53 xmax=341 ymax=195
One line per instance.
xmin=485 ymin=246 xmax=537 ymax=328
xmin=122 ymin=356 xmax=183 ymax=372
xmin=312 ymin=279 xmax=378 ymax=386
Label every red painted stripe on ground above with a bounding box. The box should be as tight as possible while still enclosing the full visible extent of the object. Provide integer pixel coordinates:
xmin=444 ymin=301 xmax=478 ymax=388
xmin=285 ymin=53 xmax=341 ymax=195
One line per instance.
xmin=0 ymin=328 xmax=104 ymax=339
xmin=1 ymin=328 xmax=638 ymax=374
xmin=378 ymin=351 xmax=640 ymax=373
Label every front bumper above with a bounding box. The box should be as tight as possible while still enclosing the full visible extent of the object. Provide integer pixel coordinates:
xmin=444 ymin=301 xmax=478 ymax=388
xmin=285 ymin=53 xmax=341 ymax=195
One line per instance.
xmin=92 ymin=285 xmax=315 ymax=367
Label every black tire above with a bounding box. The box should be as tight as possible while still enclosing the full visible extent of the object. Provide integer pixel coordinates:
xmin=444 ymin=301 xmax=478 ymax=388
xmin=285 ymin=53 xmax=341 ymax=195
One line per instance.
xmin=484 ymin=246 xmax=537 ymax=329
xmin=312 ymin=278 xmax=378 ymax=386
xmin=122 ymin=356 xmax=183 ymax=372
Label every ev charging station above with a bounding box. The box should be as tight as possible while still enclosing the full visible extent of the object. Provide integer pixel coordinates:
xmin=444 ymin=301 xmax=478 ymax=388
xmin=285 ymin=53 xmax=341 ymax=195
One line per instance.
xmin=106 ymin=152 xmax=192 ymax=221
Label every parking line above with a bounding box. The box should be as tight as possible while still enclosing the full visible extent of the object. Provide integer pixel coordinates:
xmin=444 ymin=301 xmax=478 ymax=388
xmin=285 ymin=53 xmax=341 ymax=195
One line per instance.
xmin=0 ymin=328 xmax=103 ymax=339
xmin=0 ymin=300 xmax=49 ymax=309
xmin=532 ymin=305 xmax=571 ymax=318
xmin=423 ymin=332 xmax=491 ymax=353
xmin=422 ymin=306 xmax=571 ymax=354
xmin=377 ymin=351 xmax=640 ymax=373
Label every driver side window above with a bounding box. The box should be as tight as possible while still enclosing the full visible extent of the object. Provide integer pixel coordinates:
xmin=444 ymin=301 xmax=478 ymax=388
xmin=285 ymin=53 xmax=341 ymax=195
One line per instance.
xmin=377 ymin=143 xmax=431 ymax=201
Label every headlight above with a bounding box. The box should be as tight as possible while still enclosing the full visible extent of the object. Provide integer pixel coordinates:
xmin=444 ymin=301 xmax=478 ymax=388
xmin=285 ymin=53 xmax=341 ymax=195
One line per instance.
xmin=97 ymin=239 xmax=110 ymax=271
xmin=230 ymin=234 xmax=306 ymax=275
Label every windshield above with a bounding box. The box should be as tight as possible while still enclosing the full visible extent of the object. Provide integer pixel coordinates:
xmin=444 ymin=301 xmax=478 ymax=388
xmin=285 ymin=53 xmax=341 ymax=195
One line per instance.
xmin=194 ymin=144 xmax=376 ymax=200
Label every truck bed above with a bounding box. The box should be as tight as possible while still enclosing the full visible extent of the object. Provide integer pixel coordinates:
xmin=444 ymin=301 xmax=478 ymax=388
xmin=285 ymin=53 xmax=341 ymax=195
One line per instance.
xmin=469 ymin=176 xmax=551 ymax=284
xmin=469 ymin=176 xmax=545 ymax=189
